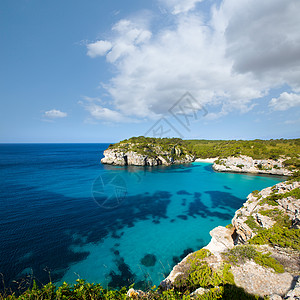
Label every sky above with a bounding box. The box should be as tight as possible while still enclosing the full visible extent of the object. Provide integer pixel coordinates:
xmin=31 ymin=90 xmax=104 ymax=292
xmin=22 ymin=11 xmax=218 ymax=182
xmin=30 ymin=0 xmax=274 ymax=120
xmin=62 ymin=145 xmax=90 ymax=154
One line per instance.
xmin=1 ymin=0 xmax=300 ymax=143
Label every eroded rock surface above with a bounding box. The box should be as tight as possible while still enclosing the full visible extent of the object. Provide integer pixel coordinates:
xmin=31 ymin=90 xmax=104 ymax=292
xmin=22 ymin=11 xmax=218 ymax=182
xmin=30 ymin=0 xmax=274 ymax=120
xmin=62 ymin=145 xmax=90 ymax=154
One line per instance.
xmin=204 ymin=226 xmax=234 ymax=257
xmin=101 ymin=145 xmax=194 ymax=166
xmin=213 ymin=155 xmax=292 ymax=176
xmin=159 ymin=179 xmax=300 ymax=299
xmin=231 ymin=260 xmax=295 ymax=297
xmin=232 ymin=181 xmax=300 ymax=244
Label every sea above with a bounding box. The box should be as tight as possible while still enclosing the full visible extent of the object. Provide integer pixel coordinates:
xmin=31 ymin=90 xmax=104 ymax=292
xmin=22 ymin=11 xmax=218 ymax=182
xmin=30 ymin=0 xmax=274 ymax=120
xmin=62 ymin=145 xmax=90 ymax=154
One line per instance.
xmin=0 ymin=143 xmax=285 ymax=290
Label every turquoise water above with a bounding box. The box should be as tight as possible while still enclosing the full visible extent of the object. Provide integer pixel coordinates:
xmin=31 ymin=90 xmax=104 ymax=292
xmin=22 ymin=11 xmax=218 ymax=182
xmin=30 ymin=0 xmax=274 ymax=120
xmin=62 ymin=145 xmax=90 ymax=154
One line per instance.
xmin=0 ymin=144 xmax=284 ymax=290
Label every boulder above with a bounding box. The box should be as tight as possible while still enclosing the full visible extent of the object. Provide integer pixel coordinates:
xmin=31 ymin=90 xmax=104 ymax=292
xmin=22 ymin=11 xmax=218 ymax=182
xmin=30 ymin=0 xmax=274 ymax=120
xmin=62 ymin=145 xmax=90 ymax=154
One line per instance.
xmin=204 ymin=226 xmax=234 ymax=257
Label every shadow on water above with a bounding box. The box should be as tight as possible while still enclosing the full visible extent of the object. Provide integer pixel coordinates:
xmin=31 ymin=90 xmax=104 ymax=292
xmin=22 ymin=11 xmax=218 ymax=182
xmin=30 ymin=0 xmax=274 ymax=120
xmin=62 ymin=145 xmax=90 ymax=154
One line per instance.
xmin=176 ymin=190 xmax=192 ymax=195
xmin=224 ymin=185 xmax=231 ymax=190
xmin=186 ymin=192 xmax=233 ymax=220
xmin=108 ymin=251 xmax=153 ymax=290
xmin=205 ymin=191 xmax=244 ymax=210
xmin=0 ymin=184 xmax=172 ymax=291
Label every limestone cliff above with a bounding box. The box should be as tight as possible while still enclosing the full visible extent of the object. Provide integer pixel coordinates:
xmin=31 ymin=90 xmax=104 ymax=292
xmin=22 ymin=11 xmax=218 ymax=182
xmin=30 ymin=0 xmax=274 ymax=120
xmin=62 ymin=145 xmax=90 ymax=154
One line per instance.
xmin=101 ymin=144 xmax=195 ymax=166
xmin=212 ymin=155 xmax=292 ymax=176
xmin=158 ymin=179 xmax=300 ymax=299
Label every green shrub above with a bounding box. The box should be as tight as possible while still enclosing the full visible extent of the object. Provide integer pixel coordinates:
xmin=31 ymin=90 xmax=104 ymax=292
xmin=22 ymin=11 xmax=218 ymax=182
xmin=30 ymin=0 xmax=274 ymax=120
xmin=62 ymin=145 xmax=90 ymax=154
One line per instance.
xmin=174 ymin=249 xmax=235 ymax=293
xmin=224 ymin=245 xmax=257 ymax=264
xmin=258 ymin=209 xmax=290 ymax=227
xmin=224 ymin=245 xmax=284 ymax=273
xmin=260 ymin=188 xmax=300 ymax=206
xmin=254 ymin=252 xmax=284 ymax=273
xmin=245 ymin=216 xmax=261 ymax=232
xmin=249 ymin=225 xmax=300 ymax=251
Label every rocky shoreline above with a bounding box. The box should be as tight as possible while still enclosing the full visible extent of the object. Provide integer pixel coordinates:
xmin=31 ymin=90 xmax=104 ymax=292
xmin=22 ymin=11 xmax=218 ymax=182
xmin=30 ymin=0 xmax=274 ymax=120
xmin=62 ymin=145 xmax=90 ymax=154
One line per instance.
xmin=158 ymin=179 xmax=300 ymax=299
xmin=102 ymin=145 xmax=292 ymax=177
xmin=101 ymin=143 xmax=299 ymax=298
xmin=126 ymin=178 xmax=300 ymax=299
xmin=101 ymin=147 xmax=194 ymax=166
xmin=212 ymin=155 xmax=292 ymax=176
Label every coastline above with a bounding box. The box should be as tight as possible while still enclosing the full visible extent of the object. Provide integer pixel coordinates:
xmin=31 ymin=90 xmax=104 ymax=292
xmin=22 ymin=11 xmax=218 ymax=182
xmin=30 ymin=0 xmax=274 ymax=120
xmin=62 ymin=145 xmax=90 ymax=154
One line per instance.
xmin=194 ymin=158 xmax=218 ymax=163
xmin=159 ymin=175 xmax=300 ymax=299
xmin=100 ymin=139 xmax=299 ymax=298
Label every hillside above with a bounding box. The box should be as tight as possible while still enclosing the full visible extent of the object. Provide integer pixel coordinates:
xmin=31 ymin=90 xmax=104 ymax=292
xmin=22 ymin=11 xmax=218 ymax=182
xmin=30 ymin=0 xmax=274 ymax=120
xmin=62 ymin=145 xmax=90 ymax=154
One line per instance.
xmin=102 ymin=137 xmax=300 ymax=172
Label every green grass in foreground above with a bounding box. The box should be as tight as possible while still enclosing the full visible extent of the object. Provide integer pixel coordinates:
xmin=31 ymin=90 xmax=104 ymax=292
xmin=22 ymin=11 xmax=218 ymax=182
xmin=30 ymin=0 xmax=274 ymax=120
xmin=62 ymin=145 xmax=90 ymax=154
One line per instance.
xmin=0 ymin=279 xmax=265 ymax=300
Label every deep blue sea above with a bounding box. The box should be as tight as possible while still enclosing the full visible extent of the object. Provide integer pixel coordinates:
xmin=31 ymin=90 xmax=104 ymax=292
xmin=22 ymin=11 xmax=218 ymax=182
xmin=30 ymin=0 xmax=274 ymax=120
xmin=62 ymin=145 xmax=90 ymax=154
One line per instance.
xmin=0 ymin=144 xmax=284 ymax=290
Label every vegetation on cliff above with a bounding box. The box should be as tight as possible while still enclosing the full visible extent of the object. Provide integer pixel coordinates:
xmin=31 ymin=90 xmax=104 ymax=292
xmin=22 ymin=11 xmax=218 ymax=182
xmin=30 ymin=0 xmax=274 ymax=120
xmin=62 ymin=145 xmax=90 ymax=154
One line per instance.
xmin=108 ymin=136 xmax=300 ymax=170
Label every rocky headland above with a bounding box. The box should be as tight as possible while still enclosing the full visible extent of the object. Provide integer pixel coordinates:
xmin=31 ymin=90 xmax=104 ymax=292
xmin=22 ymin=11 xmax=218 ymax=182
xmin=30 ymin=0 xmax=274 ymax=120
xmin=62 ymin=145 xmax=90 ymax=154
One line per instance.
xmin=158 ymin=179 xmax=300 ymax=299
xmin=212 ymin=155 xmax=292 ymax=176
xmin=103 ymin=137 xmax=300 ymax=299
xmin=126 ymin=179 xmax=300 ymax=299
xmin=101 ymin=143 xmax=194 ymax=166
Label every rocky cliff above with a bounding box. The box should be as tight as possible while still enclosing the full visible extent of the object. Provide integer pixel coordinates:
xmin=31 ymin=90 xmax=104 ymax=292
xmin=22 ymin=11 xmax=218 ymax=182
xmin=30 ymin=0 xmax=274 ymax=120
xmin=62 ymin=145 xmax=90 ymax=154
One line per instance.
xmin=101 ymin=144 xmax=195 ymax=166
xmin=212 ymin=155 xmax=292 ymax=176
xmin=157 ymin=179 xmax=300 ymax=299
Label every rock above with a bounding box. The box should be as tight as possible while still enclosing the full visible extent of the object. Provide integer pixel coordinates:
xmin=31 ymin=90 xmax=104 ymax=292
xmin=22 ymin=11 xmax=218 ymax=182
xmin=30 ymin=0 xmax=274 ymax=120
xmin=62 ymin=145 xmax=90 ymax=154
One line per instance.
xmin=269 ymin=294 xmax=283 ymax=300
xmin=127 ymin=288 xmax=146 ymax=299
xmin=204 ymin=226 xmax=234 ymax=257
xmin=126 ymin=151 xmax=147 ymax=166
xmin=231 ymin=260 xmax=294 ymax=297
xmin=213 ymin=155 xmax=292 ymax=176
xmin=190 ymin=287 xmax=210 ymax=298
xmin=160 ymin=179 xmax=300 ymax=299
xmin=284 ymin=276 xmax=300 ymax=299
xmin=101 ymin=149 xmax=126 ymax=165
xmin=256 ymin=213 xmax=276 ymax=229
xmin=232 ymin=181 xmax=300 ymax=244
xmin=101 ymin=145 xmax=195 ymax=166
xmin=232 ymin=221 xmax=251 ymax=244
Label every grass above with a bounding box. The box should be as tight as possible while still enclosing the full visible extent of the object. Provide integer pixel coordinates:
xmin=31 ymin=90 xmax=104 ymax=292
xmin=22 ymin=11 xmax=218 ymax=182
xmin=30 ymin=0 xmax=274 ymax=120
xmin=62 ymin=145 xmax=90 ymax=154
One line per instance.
xmin=260 ymin=187 xmax=300 ymax=206
xmin=224 ymin=245 xmax=284 ymax=273
xmin=249 ymin=225 xmax=300 ymax=251
xmin=245 ymin=216 xmax=261 ymax=232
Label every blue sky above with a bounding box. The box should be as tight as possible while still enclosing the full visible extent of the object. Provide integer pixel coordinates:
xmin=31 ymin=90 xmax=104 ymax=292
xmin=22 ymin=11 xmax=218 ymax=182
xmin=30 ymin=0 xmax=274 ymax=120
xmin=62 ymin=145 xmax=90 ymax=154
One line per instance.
xmin=1 ymin=0 xmax=300 ymax=143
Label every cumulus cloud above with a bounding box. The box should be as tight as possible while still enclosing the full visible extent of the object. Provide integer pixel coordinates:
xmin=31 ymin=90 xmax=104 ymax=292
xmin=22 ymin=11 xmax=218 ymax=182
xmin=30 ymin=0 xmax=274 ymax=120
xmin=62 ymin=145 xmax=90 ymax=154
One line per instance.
xmin=87 ymin=40 xmax=112 ymax=58
xmin=158 ymin=0 xmax=204 ymax=14
xmin=86 ymin=0 xmax=300 ymax=122
xmin=269 ymin=92 xmax=300 ymax=111
xmin=44 ymin=109 xmax=67 ymax=118
xmin=87 ymin=19 xmax=151 ymax=63
xmin=80 ymin=97 xmax=135 ymax=123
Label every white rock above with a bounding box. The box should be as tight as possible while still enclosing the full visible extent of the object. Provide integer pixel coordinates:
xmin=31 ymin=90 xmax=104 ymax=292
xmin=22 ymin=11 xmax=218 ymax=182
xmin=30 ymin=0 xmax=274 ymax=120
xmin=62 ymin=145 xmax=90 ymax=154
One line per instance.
xmin=204 ymin=226 xmax=234 ymax=257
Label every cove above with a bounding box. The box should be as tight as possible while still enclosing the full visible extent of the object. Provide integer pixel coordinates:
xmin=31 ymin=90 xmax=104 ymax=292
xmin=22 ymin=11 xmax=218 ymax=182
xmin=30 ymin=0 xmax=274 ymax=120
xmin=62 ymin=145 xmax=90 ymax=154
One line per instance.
xmin=0 ymin=144 xmax=284 ymax=290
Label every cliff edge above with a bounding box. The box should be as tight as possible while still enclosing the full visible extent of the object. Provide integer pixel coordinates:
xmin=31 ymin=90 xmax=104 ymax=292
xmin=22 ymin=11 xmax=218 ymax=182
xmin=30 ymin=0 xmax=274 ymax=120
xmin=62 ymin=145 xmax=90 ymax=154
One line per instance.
xmin=157 ymin=178 xmax=300 ymax=299
xmin=212 ymin=155 xmax=292 ymax=176
xmin=101 ymin=139 xmax=194 ymax=166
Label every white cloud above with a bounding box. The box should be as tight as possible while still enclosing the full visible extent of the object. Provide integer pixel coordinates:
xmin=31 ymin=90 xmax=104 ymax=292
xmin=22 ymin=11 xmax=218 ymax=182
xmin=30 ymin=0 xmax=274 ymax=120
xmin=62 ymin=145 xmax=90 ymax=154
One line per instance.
xmin=44 ymin=109 xmax=67 ymax=118
xmin=87 ymin=40 xmax=112 ymax=58
xmin=86 ymin=0 xmax=300 ymax=121
xmin=269 ymin=92 xmax=300 ymax=111
xmin=80 ymin=97 xmax=136 ymax=123
xmin=86 ymin=19 xmax=152 ymax=63
xmin=158 ymin=0 xmax=205 ymax=14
